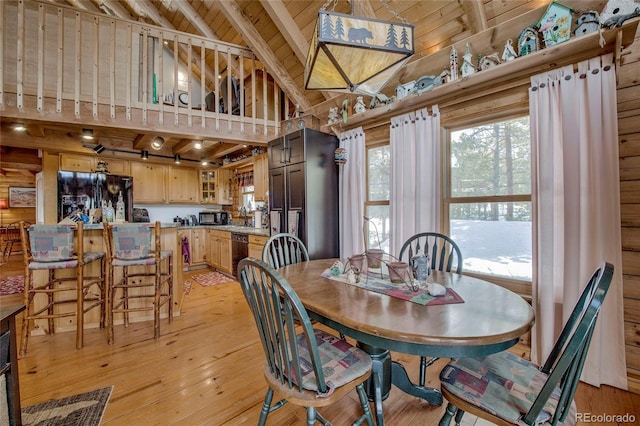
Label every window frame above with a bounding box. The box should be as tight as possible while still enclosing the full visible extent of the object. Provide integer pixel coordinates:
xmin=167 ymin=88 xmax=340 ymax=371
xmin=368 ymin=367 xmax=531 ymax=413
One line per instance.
xmin=365 ymin=140 xmax=391 ymax=251
xmin=442 ymin=112 xmax=533 ymax=297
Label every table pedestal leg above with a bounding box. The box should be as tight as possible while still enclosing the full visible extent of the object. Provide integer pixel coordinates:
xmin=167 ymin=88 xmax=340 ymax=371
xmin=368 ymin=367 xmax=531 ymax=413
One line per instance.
xmin=358 ymin=342 xmax=390 ymax=426
xmin=391 ymin=361 xmax=443 ymax=405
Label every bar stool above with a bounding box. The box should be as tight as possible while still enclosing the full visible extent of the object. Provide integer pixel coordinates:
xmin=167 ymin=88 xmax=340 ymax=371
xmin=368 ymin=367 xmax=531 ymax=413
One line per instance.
xmin=102 ymin=221 xmax=173 ymax=344
xmin=19 ymin=221 xmax=106 ymax=356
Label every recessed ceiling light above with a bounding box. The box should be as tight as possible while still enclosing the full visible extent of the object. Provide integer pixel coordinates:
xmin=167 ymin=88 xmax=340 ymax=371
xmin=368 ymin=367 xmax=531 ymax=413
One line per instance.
xmin=151 ymin=136 xmax=164 ymax=150
xmin=11 ymin=123 xmax=26 ymax=132
xmin=201 ymin=159 xmax=208 ymax=166
xmin=194 ymin=141 xmax=203 ymax=150
xmin=81 ymin=128 xmax=94 ymax=140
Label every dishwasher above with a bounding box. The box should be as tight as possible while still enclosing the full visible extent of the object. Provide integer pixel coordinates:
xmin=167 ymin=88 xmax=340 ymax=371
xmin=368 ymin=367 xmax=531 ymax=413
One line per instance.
xmin=231 ymin=233 xmax=249 ymax=277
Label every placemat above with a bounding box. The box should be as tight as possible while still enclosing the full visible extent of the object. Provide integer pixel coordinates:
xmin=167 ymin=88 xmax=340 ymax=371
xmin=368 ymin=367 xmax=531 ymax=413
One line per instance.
xmin=321 ymin=269 xmax=464 ymax=306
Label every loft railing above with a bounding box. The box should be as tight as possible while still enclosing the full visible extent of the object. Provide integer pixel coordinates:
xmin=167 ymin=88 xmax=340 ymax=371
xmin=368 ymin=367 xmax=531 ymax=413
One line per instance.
xmin=0 ymin=0 xmax=290 ymax=143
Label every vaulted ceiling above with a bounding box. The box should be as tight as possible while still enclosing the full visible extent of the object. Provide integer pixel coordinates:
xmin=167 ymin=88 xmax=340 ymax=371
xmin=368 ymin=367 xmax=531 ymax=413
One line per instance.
xmin=1 ymin=0 xmax=611 ymax=168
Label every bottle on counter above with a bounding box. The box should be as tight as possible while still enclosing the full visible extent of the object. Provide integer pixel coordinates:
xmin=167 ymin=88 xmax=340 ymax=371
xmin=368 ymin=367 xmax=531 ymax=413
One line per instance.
xmin=115 ymin=191 xmax=125 ymax=223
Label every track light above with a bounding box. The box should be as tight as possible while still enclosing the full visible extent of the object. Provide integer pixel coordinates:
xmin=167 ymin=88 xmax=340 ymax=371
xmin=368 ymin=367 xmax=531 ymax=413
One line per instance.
xmin=174 ymin=154 xmax=181 ymax=164
xmin=93 ymin=144 xmax=105 ymax=154
xmin=151 ymin=136 xmax=164 ymax=150
xmin=141 ymin=150 xmax=149 ymax=160
xmin=82 ymin=128 xmax=94 ymax=140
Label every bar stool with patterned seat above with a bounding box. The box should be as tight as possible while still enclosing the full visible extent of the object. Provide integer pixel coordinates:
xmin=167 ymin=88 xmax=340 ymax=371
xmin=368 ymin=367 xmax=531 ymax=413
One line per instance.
xmin=19 ymin=221 xmax=106 ymax=356
xmin=102 ymin=221 xmax=173 ymax=344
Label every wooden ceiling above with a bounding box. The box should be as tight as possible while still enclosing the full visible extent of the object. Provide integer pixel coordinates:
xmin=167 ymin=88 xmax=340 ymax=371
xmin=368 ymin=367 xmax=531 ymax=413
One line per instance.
xmin=0 ymin=0 xmax=610 ymax=168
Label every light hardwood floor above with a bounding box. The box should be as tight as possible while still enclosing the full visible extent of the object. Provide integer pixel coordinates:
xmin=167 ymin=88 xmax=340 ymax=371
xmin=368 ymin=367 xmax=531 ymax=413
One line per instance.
xmin=2 ymin=253 xmax=640 ymax=425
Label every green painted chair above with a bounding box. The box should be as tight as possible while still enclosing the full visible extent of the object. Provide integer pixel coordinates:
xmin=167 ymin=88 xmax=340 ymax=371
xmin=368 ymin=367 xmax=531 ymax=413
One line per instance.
xmin=439 ymin=262 xmax=614 ymax=426
xmin=238 ymin=258 xmax=375 ymax=426
xmin=399 ymin=232 xmax=463 ymax=387
xmin=262 ymin=232 xmax=309 ymax=269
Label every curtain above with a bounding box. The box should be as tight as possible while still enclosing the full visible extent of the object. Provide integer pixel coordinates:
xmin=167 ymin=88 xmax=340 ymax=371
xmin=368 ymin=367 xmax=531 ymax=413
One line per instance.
xmin=389 ymin=106 xmax=441 ymax=257
xmin=529 ymin=53 xmax=626 ymax=389
xmin=339 ymin=127 xmax=366 ymax=258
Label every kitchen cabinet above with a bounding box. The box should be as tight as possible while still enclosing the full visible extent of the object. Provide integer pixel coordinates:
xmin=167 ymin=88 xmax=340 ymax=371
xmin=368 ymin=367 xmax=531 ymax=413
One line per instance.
xmin=188 ymin=228 xmax=207 ymax=265
xmin=169 ymin=167 xmax=199 ymax=203
xmin=208 ymin=229 xmax=232 ymax=274
xmin=105 ymin=158 xmax=130 ymax=176
xmin=248 ymin=234 xmax=269 ymax=259
xmin=60 ymin=154 xmax=95 ymax=172
xmin=200 ymin=169 xmax=232 ymax=205
xmin=253 ymin=153 xmax=268 ymax=202
xmin=131 ymin=163 xmax=167 ymax=203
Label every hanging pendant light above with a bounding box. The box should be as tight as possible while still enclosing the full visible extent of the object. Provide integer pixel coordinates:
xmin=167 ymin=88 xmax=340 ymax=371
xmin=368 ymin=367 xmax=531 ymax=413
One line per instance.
xmin=305 ymin=4 xmax=414 ymax=96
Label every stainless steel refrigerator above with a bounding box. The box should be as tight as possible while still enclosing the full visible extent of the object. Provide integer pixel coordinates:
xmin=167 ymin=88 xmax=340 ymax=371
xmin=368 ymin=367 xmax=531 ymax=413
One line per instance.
xmin=268 ymin=128 xmax=339 ymax=259
xmin=57 ymin=171 xmax=133 ymax=222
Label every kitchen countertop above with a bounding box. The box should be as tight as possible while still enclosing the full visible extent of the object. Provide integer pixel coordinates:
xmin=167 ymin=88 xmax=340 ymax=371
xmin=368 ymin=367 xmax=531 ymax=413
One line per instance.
xmin=178 ymin=224 xmax=270 ymax=237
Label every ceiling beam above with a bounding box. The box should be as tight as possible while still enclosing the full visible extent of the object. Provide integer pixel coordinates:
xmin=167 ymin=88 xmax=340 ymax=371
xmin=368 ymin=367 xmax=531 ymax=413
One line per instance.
xmin=351 ymin=0 xmax=376 ymax=18
xmin=132 ymin=134 xmax=156 ymax=150
xmin=213 ymin=0 xmax=312 ymax=111
xmin=212 ymin=143 xmax=246 ymax=159
xmin=173 ymin=139 xmax=198 ymax=155
xmin=64 ymin=0 xmax=101 ymax=13
xmin=460 ymin=0 xmax=488 ymax=33
xmin=94 ymin=0 xmax=135 ymax=20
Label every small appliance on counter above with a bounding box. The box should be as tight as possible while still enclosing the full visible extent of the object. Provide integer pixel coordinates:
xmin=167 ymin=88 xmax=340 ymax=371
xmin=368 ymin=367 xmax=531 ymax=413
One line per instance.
xmin=132 ymin=208 xmax=150 ymax=223
xmin=199 ymin=210 xmax=229 ymax=225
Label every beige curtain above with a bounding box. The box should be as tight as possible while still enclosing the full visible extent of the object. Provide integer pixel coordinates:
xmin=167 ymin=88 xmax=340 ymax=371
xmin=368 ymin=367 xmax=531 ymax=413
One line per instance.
xmin=389 ymin=106 xmax=441 ymax=257
xmin=339 ymin=127 xmax=366 ymax=258
xmin=529 ymin=53 xmax=626 ymax=389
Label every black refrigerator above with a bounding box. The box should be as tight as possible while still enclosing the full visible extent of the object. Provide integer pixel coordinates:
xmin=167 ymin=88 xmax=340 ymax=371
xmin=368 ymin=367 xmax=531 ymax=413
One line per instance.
xmin=268 ymin=128 xmax=339 ymax=259
xmin=57 ymin=171 xmax=133 ymax=222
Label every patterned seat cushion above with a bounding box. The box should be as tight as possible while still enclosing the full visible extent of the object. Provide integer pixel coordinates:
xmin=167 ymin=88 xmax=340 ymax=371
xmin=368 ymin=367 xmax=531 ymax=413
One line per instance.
xmin=112 ymin=225 xmax=152 ymax=259
xmin=29 ymin=225 xmax=76 ymax=262
xmin=440 ymin=352 xmax=571 ymax=425
xmin=291 ymin=329 xmax=372 ymax=396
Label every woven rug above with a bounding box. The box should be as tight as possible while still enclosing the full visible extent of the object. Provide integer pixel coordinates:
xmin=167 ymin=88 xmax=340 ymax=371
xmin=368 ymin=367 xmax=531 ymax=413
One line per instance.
xmin=21 ymin=386 xmax=113 ymax=426
xmin=0 ymin=275 xmax=24 ymax=296
xmin=191 ymin=271 xmax=235 ymax=287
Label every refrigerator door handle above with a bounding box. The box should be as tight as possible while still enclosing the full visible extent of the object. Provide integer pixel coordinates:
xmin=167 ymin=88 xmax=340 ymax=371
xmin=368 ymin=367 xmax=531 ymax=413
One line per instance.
xmin=279 ymin=147 xmax=286 ymax=164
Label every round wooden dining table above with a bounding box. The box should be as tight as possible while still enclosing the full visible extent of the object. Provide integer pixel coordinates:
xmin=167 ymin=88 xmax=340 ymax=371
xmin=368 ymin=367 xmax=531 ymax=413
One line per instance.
xmin=277 ymin=258 xmax=535 ymax=426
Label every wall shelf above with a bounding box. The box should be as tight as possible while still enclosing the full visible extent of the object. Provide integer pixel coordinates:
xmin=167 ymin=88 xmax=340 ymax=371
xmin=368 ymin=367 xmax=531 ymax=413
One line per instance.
xmin=319 ymin=14 xmax=639 ymax=133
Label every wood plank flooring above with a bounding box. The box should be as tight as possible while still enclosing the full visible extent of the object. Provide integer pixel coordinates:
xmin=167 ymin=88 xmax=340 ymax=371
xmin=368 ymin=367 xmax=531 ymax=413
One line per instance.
xmin=2 ymin=254 xmax=640 ymax=425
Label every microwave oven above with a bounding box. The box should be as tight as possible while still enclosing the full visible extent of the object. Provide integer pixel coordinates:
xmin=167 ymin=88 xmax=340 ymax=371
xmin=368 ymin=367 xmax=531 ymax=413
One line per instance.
xmin=199 ymin=211 xmax=229 ymax=225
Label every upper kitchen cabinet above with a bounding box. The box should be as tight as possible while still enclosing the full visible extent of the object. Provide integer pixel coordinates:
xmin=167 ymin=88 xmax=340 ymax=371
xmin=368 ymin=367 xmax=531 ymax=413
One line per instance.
xmin=60 ymin=154 xmax=95 ymax=172
xmin=131 ymin=163 xmax=167 ymax=203
xmin=200 ymin=169 xmax=232 ymax=205
xmin=168 ymin=167 xmax=199 ymax=203
xmin=253 ymin=153 xmax=268 ymax=202
xmin=105 ymin=159 xmax=131 ymax=176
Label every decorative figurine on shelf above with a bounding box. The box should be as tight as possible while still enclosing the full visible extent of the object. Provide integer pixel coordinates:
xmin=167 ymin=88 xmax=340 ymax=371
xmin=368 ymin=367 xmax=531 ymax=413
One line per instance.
xmin=328 ymin=106 xmax=340 ymax=125
xmin=574 ymin=11 xmax=600 ymax=37
xmin=415 ymin=75 xmax=442 ymax=93
xmin=396 ymin=81 xmax=416 ymax=100
xmin=599 ymin=0 xmax=640 ymax=28
xmin=449 ymin=46 xmax=459 ymax=81
xmin=438 ymin=68 xmax=452 ymax=84
xmin=537 ymin=1 xmax=573 ymax=48
xmin=501 ymin=39 xmax=518 ymax=62
xmin=517 ymin=26 xmax=540 ymax=57
xmin=353 ymin=96 xmax=367 ymax=114
xmin=478 ymin=54 xmax=501 ymax=71
xmin=460 ymin=43 xmax=476 ymax=77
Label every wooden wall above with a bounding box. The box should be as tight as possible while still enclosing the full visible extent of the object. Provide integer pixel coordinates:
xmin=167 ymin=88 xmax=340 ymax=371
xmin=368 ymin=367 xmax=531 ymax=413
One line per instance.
xmin=0 ymin=148 xmax=38 ymax=226
xmin=620 ymin=26 xmax=640 ymax=392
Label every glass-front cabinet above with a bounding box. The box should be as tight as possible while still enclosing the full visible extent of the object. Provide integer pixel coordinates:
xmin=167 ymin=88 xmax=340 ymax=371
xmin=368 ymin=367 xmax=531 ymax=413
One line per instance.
xmin=201 ymin=171 xmax=218 ymax=204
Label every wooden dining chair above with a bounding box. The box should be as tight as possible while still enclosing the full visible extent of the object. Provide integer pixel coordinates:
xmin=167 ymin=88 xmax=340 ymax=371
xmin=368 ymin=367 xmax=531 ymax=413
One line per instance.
xmin=399 ymin=231 xmax=463 ymax=387
xmin=3 ymin=221 xmax=26 ymax=259
xmin=102 ymin=221 xmax=173 ymax=344
xmin=439 ymin=262 xmax=614 ymax=426
xmin=262 ymin=232 xmax=309 ymax=269
xmin=19 ymin=221 xmax=106 ymax=356
xmin=238 ymin=258 xmax=375 ymax=426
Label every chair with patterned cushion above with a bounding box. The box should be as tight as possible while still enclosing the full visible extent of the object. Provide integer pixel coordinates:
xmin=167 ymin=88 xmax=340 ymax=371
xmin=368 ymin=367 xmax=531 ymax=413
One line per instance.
xmin=398 ymin=232 xmax=463 ymax=387
xmin=439 ymin=262 xmax=613 ymax=426
xmin=262 ymin=232 xmax=309 ymax=269
xmin=238 ymin=258 xmax=375 ymax=426
xmin=102 ymin=221 xmax=173 ymax=344
xmin=19 ymin=221 xmax=106 ymax=356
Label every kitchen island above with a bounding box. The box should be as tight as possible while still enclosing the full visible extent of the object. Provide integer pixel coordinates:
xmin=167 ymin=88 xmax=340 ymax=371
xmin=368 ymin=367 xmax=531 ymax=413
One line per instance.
xmin=28 ymin=223 xmax=183 ymax=336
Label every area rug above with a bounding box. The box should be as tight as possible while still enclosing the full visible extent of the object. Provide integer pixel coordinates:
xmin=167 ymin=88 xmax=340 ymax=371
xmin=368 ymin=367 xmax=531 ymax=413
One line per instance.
xmin=21 ymin=386 xmax=113 ymax=426
xmin=0 ymin=275 xmax=24 ymax=296
xmin=191 ymin=271 xmax=235 ymax=287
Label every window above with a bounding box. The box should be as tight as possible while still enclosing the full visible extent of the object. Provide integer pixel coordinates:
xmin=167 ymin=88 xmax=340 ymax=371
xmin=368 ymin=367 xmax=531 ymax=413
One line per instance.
xmin=445 ymin=116 xmax=532 ymax=281
xmin=241 ymin=185 xmax=255 ymax=211
xmin=365 ymin=144 xmax=390 ymax=252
